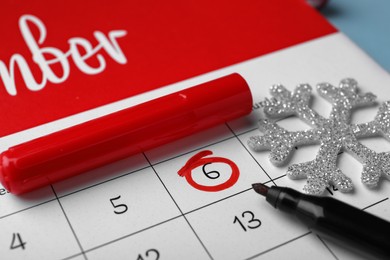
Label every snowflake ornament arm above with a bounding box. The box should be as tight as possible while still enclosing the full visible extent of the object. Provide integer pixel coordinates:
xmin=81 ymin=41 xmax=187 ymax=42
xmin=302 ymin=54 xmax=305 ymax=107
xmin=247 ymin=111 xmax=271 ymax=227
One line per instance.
xmin=263 ymin=83 xmax=327 ymax=126
xmin=353 ymin=101 xmax=390 ymax=139
xmin=249 ymin=78 xmax=390 ymax=195
xmin=344 ymin=101 xmax=390 ymax=187
xmin=317 ymin=78 xmax=376 ymax=122
xmin=248 ymin=120 xmax=318 ymax=166
xmin=287 ymin=138 xmax=353 ymax=194
xmin=248 ymin=83 xmax=322 ymax=166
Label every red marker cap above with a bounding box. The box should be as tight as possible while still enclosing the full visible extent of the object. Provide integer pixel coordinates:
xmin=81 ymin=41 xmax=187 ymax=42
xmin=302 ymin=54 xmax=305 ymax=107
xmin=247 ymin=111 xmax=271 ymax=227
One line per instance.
xmin=0 ymin=73 xmax=252 ymax=194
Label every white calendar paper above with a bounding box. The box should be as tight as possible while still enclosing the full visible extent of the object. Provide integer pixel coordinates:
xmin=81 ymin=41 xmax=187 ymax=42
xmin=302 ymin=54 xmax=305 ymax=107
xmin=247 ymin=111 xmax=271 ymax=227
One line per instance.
xmin=1 ymin=33 xmax=390 ymax=260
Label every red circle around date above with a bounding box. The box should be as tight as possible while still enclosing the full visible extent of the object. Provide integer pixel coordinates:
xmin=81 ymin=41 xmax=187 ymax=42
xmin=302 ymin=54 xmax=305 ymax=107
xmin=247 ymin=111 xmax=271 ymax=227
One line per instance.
xmin=178 ymin=150 xmax=239 ymax=192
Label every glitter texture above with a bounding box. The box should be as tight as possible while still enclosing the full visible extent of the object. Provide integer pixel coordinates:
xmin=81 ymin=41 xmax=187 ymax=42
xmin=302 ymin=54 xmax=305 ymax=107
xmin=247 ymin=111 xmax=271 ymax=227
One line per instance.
xmin=248 ymin=79 xmax=390 ymax=195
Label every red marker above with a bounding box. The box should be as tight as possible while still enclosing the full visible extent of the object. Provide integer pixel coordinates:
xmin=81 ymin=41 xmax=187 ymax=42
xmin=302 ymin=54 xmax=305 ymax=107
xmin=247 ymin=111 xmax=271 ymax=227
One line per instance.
xmin=0 ymin=73 xmax=252 ymax=194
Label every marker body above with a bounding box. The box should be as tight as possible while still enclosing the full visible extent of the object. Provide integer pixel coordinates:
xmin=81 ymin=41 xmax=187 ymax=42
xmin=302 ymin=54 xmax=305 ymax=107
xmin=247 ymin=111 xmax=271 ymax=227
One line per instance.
xmin=0 ymin=73 xmax=252 ymax=194
xmin=265 ymin=186 xmax=390 ymax=259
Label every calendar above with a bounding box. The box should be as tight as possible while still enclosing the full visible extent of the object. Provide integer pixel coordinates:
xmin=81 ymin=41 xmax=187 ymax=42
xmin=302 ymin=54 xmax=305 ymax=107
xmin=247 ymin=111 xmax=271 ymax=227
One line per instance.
xmin=1 ymin=1 xmax=390 ymax=260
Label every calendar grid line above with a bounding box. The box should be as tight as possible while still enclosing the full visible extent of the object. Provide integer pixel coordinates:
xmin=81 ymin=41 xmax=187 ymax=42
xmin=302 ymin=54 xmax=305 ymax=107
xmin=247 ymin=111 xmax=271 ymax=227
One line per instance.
xmin=54 ymin=134 xmax=237 ymax=200
xmin=152 ymin=134 xmax=236 ymax=166
xmin=0 ymin=198 xmax=56 ymax=220
xmin=60 ymin=252 xmax=84 ymax=260
xmin=83 ymin=214 xmax=182 ymax=254
xmin=225 ymin=123 xmax=276 ymax=186
xmin=51 ymin=185 xmax=88 ymax=260
xmin=50 ymin=124 xmax=262 ymax=203
xmin=52 ymin=123 xmax=269 ymax=204
xmin=270 ymin=174 xmax=287 ymax=182
xmin=143 ymin=152 xmax=214 ymax=260
xmin=316 ymin=235 xmax=339 ymax=260
xmin=244 ymin=231 xmax=312 ymax=260
xmin=362 ymin=197 xmax=388 ymax=210
xmin=181 ymin=214 xmax=215 ymax=260
xmin=51 ymin=121 xmax=300 ymax=207
xmin=271 ymin=175 xmax=389 ymax=212
xmin=57 ymin=165 xmax=151 ymax=199
xmin=183 ymin=187 xmax=254 ymax=215
xmin=142 ymin=153 xmax=184 ymax=214
xmin=233 ymin=126 xmax=258 ymax=136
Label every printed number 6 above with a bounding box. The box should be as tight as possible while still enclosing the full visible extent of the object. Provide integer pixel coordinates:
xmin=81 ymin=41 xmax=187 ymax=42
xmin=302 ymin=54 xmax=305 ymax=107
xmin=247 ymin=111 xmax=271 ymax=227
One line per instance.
xmin=202 ymin=163 xmax=220 ymax=179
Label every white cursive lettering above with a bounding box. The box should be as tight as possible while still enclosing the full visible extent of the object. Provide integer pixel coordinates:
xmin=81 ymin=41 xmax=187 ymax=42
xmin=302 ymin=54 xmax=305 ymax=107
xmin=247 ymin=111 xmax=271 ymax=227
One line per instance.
xmin=0 ymin=14 xmax=128 ymax=96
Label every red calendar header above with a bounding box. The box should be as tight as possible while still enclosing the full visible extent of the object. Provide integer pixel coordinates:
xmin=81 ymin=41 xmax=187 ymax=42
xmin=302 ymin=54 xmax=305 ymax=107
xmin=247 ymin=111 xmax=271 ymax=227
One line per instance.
xmin=0 ymin=0 xmax=336 ymax=137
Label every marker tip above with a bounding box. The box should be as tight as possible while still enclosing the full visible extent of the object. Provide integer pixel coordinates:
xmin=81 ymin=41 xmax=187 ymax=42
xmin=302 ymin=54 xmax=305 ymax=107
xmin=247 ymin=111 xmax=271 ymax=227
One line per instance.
xmin=252 ymin=183 xmax=269 ymax=196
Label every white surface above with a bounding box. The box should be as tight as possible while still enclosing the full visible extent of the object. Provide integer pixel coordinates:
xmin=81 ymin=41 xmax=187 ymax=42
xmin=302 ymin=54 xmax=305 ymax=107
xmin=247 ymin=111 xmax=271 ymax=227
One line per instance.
xmin=1 ymin=32 xmax=390 ymax=259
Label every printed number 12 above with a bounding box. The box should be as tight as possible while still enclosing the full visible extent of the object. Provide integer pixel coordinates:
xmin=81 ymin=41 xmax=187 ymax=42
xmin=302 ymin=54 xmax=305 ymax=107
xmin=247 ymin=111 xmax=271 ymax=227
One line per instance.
xmin=137 ymin=249 xmax=160 ymax=260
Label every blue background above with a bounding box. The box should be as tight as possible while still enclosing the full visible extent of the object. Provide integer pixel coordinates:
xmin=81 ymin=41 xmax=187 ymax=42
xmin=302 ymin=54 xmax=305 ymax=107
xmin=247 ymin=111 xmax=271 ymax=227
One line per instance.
xmin=323 ymin=0 xmax=390 ymax=72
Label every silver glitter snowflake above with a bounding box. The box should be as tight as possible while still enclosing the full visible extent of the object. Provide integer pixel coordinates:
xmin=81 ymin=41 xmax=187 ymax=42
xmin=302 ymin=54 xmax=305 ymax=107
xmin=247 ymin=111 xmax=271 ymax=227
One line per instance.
xmin=248 ymin=78 xmax=390 ymax=195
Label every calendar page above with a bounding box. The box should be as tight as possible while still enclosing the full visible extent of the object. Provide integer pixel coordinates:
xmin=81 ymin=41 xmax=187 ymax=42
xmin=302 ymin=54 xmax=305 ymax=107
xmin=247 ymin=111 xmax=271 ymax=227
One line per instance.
xmin=1 ymin=1 xmax=390 ymax=260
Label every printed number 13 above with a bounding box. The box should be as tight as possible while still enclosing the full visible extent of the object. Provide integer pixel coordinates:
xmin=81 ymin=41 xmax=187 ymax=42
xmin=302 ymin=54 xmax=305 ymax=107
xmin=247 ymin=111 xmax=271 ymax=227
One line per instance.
xmin=233 ymin=210 xmax=262 ymax=231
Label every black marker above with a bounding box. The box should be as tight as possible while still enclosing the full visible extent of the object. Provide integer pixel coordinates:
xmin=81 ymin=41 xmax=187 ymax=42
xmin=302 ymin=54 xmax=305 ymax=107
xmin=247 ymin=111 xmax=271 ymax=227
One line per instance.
xmin=252 ymin=183 xmax=390 ymax=259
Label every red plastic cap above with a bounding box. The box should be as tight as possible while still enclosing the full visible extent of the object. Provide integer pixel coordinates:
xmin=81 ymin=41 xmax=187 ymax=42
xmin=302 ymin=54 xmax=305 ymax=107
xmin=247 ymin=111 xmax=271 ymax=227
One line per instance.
xmin=0 ymin=73 xmax=252 ymax=194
